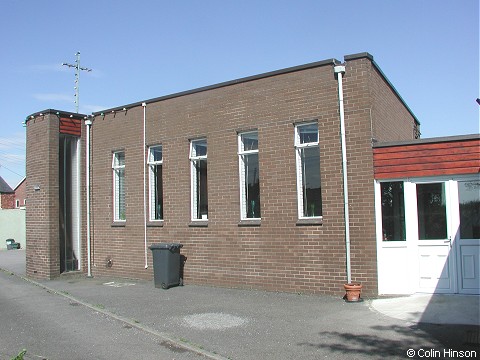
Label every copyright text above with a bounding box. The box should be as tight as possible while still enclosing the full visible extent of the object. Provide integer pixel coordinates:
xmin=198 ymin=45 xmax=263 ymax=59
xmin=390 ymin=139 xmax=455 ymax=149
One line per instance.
xmin=407 ymin=348 xmax=477 ymax=358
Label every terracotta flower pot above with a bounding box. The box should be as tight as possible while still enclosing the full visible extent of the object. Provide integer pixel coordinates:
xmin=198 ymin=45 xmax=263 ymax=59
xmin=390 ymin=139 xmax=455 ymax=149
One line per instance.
xmin=344 ymin=282 xmax=363 ymax=302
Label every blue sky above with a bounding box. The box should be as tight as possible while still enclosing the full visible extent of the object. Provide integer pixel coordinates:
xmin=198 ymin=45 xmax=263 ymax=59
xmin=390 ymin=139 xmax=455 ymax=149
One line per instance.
xmin=0 ymin=0 xmax=478 ymax=188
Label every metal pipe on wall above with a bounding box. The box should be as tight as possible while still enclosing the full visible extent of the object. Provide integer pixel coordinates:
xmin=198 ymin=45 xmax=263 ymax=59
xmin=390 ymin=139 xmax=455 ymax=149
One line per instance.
xmin=334 ymin=64 xmax=352 ymax=284
xmin=143 ymin=102 xmax=148 ymax=269
xmin=85 ymin=118 xmax=92 ymax=277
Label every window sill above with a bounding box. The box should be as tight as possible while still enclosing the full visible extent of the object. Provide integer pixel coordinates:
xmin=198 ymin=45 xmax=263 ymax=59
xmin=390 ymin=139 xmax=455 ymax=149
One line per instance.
xmin=147 ymin=220 xmax=164 ymax=227
xmin=238 ymin=219 xmax=261 ymax=227
xmin=296 ymin=217 xmax=323 ymax=226
xmin=189 ymin=220 xmax=208 ymax=227
xmin=111 ymin=221 xmax=126 ymax=227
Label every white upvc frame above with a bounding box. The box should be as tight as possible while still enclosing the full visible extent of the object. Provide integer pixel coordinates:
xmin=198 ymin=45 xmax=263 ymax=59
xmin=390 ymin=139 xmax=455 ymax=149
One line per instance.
xmin=294 ymin=122 xmax=321 ymax=219
xmin=238 ymin=131 xmax=260 ymax=220
xmin=147 ymin=145 xmax=163 ymax=221
xmin=112 ymin=151 xmax=126 ymax=222
xmin=190 ymin=139 xmax=208 ymax=221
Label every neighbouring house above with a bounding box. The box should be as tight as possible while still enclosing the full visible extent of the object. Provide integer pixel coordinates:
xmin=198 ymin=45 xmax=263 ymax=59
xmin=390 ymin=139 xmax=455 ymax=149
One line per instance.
xmin=24 ymin=52 xmax=480 ymax=296
xmin=0 ymin=176 xmax=15 ymax=209
xmin=14 ymin=177 xmax=26 ymax=209
xmin=0 ymin=175 xmax=26 ymax=249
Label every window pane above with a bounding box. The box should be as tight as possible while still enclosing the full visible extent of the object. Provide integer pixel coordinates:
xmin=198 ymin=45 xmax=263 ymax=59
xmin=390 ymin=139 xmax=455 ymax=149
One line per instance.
xmin=115 ymin=167 xmax=125 ymax=220
xmin=458 ymin=181 xmax=480 ymax=239
xmin=191 ymin=140 xmax=207 ymax=157
xmin=417 ymin=183 xmax=447 ymax=240
xmin=194 ymin=159 xmax=208 ymax=219
xmin=301 ymin=147 xmax=322 ymax=217
xmin=150 ymin=146 xmax=162 ymax=163
xmin=381 ymin=182 xmax=405 ymax=241
xmin=241 ymin=133 xmax=258 ymax=152
xmin=298 ymin=123 xmax=318 ymax=144
xmin=114 ymin=152 xmax=125 ymax=167
xmin=151 ymin=164 xmax=163 ymax=220
xmin=244 ymin=153 xmax=260 ymax=218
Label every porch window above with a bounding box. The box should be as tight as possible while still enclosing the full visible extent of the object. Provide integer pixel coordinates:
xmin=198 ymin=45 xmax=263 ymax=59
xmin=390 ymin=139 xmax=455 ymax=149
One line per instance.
xmin=458 ymin=181 xmax=480 ymax=239
xmin=295 ymin=123 xmax=322 ymax=218
xmin=190 ymin=139 xmax=208 ymax=220
xmin=416 ymin=183 xmax=447 ymax=240
xmin=380 ymin=181 xmax=405 ymax=241
xmin=239 ymin=131 xmax=261 ymax=219
xmin=112 ymin=151 xmax=126 ymax=221
xmin=148 ymin=145 xmax=163 ymax=221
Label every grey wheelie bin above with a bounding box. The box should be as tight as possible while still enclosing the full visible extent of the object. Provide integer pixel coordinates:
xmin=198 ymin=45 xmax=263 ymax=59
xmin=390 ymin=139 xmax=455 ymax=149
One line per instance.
xmin=149 ymin=243 xmax=183 ymax=289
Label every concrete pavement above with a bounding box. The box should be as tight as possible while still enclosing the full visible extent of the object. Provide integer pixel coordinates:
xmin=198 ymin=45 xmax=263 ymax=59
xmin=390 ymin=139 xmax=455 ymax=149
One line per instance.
xmin=1 ymin=249 xmax=478 ymax=359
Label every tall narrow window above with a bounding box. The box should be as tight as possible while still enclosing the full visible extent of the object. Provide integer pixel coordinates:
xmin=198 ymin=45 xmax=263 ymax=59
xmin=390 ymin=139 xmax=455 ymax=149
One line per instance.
xmin=380 ymin=181 xmax=406 ymax=241
xmin=239 ymin=131 xmax=260 ymax=219
xmin=148 ymin=146 xmax=163 ymax=221
xmin=112 ymin=151 xmax=126 ymax=221
xmin=190 ymin=139 xmax=208 ymax=220
xmin=295 ymin=123 xmax=322 ymax=218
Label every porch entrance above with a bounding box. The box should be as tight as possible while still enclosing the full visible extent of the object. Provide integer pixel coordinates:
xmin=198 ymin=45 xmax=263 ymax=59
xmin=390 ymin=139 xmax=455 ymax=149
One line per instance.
xmin=59 ymin=135 xmax=81 ymax=273
xmin=416 ymin=182 xmax=455 ymax=293
xmin=376 ymin=177 xmax=480 ymax=295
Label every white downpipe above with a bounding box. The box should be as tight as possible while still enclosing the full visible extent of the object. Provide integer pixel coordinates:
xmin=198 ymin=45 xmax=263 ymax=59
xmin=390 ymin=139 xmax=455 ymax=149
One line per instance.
xmin=334 ymin=65 xmax=352 ymax=284
xmin=85 ymin=118 xmax=92 ymax=277
xmin=143 ymin=103 xmax=148 ymax=269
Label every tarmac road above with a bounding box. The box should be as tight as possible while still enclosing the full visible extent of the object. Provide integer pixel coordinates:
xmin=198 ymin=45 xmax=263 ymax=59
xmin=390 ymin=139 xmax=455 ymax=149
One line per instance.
xmin=0 ymin=270 xmax=204 ymax=360
xmin=0 ymin=250 xmax=478 ymax=360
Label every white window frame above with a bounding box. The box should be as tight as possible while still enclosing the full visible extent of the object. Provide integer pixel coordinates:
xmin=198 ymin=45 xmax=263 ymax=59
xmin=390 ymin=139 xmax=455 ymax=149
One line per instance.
xmin=112 ymin=151 xmax=126 ymax=222
xmin=190 ymin=139 xmax=208 ymax=221
xmin=238 ymin=131 xmax=260 ymax=220
xmin=295 ymin=122 xmax=322 ymax=219
xmin=148 ymin=145 xmax=163 ymax=221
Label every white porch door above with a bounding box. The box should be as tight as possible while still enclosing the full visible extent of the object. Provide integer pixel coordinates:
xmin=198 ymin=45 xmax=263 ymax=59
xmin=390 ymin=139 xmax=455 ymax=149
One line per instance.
xmin=414 ymin=180 xmax=480 ymax=294
xmin=455 ymin=180 xmax=480 ymax=294
xmin=415 ymin=182 xmax=455 ymax=293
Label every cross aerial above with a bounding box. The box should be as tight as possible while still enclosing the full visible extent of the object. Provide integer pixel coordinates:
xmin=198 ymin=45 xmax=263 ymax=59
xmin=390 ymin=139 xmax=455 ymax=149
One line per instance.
xmin=62 ymin=52 xmax=92 ymax=113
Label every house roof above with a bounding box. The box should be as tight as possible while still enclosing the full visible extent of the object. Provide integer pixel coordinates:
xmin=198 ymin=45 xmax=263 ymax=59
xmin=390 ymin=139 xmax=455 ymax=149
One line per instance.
xmin=0 ymin=176 xmax=14 ymax=194
xmin=14 ymin=176 xmax=26 ymax=191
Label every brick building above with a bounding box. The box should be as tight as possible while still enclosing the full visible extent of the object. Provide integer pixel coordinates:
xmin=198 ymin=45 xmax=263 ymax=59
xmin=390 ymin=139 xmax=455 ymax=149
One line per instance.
xmin=14 ymin=177 xmax=26 ymax=209
xmin=24 ymin=52 xmax=479 ymax=296
xmin=0 ymin=176 xmax=15 ymax=209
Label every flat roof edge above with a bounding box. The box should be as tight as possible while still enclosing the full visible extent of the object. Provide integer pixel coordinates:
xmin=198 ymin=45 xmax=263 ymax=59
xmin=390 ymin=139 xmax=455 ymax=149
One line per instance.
xmin=93 ymin=58 xmax=340 ymax=115
xmin=373 ymin=134 xmax=480 ymax=148
xmin=26 ymin=109 xmax=87 ymax=121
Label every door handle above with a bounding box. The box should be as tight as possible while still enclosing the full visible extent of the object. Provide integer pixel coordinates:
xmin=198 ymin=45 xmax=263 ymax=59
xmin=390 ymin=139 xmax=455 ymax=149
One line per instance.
xmin=444 ymin=237 xmax=452 ymax=247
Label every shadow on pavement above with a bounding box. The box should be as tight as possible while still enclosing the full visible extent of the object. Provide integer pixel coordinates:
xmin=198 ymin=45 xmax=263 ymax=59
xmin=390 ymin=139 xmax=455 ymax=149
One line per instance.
xmin=298 ymin=324 xmax=479 ymax=359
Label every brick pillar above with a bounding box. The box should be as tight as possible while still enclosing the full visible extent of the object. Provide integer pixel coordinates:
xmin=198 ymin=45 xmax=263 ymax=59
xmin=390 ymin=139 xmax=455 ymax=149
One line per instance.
xmin=26 ymin=112 xmax=60 ymax=279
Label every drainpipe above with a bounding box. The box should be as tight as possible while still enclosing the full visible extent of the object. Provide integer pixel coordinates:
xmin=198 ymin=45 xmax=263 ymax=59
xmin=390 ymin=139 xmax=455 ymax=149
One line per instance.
xmin=143 ymin=103 xmax=148 ymax=269
xmin=85 ymin=117 xmax=92 ymax=277
xmin=334 ymin=64 xmax=352 ymax=284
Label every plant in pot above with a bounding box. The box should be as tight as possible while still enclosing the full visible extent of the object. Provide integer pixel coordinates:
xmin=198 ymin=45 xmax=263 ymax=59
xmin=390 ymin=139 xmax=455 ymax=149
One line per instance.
xmin=343 ymin=282 xmax=363 ymax=302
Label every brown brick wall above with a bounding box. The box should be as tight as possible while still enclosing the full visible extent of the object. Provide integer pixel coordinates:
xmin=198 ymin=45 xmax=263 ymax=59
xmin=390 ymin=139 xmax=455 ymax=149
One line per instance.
xmin=88 ymin=62 xmax=383 ymax=296
xmin=26 ymin=113 xmax=60 ymax=279
xmin=0 ymin=193 xmax=15 ymax=209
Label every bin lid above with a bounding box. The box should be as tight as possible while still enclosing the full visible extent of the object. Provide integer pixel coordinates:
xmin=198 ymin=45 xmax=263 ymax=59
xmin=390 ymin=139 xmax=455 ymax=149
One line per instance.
xmin=149 ymin=243 xmax=183 ymax=250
